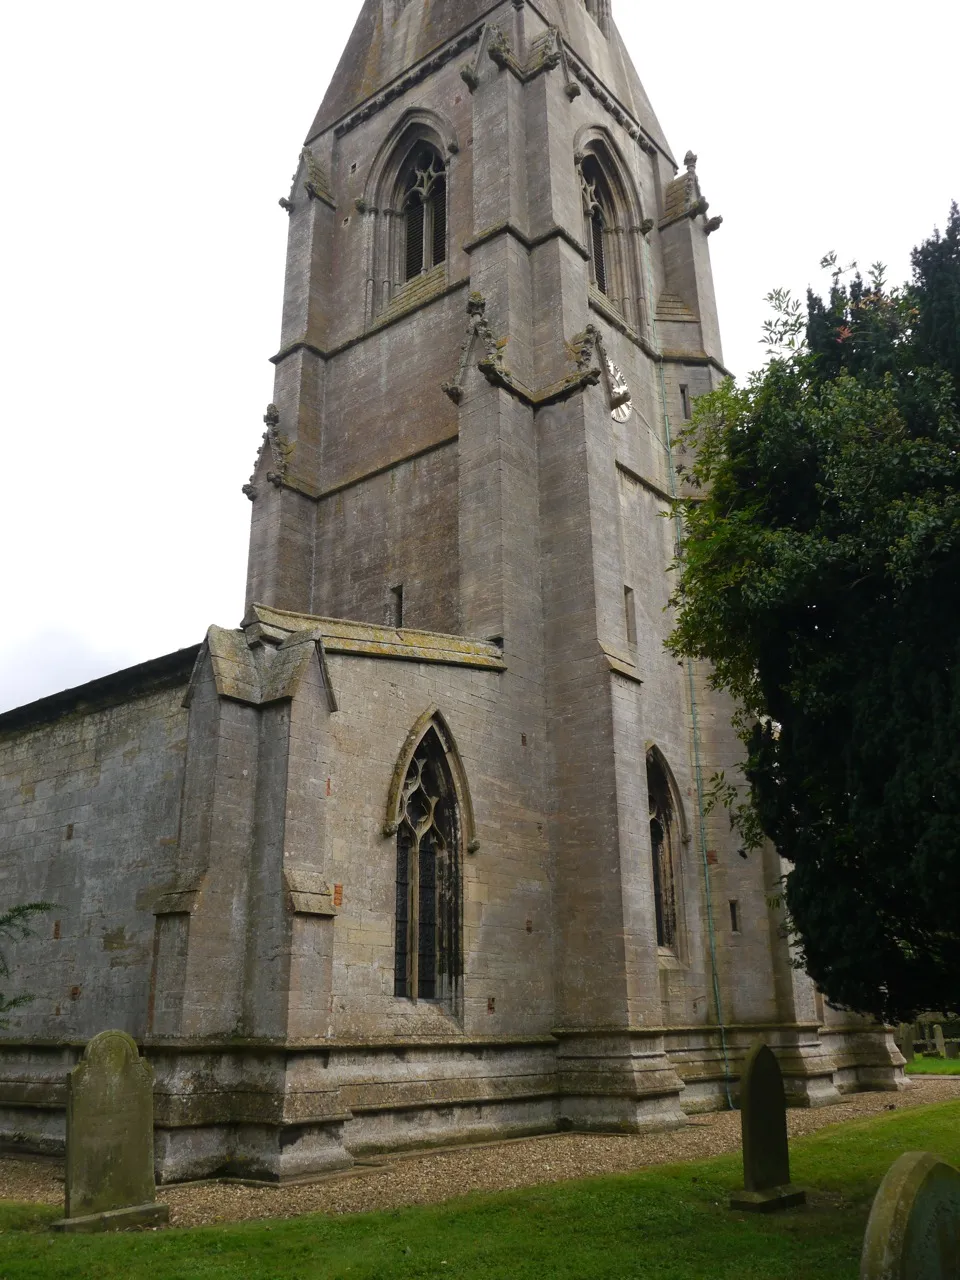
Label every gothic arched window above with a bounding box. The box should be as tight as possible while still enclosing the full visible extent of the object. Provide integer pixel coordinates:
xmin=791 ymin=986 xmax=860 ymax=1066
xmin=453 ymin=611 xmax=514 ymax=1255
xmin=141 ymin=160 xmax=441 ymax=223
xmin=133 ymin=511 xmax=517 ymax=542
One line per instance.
xmin=581 ymin=154 xmax=612 ymax=297
xmin=394 ymin=726 xmax=462 ymax=1002
xmin=577 ymin=142 xmax=647 ymax=333
xmin=647 ymin=751 xmax=680 ymax=952
xmin=399 ymin=145 xmax=447 ymax=283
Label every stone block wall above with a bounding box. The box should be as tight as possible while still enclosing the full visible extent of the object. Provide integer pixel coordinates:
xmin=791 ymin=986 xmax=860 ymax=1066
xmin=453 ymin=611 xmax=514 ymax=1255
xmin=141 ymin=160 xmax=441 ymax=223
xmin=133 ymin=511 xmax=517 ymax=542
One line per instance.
xmin=0 ymin=653 xmax=197 ymax=1043
xmin=317 ymin=647 xmax=553 ymax=1041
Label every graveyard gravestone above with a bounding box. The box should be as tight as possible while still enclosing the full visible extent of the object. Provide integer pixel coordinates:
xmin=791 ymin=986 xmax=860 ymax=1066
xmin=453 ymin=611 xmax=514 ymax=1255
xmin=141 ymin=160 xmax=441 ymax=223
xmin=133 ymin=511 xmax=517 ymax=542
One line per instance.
xmin=897 ymin=1025 xmax=915 ymax=1064
xmin=729 ymin=1040 xmax=806 ymax=1212
xmin=947 ymin=1042 xmax=959 ymax=1060
xmin=861 ymin=1151 xmax=960 ymax=1279
xmin=52 ymin=1030 xmax=168 ymax=1233
xmin=934 ymin=1025 xmax=947 ymax=1058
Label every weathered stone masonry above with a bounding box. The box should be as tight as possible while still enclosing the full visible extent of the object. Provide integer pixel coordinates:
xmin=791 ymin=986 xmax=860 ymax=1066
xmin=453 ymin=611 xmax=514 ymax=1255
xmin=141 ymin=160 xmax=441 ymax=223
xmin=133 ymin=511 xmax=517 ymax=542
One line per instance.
xmin=0 ymin=0 xmax=903 ymax=1181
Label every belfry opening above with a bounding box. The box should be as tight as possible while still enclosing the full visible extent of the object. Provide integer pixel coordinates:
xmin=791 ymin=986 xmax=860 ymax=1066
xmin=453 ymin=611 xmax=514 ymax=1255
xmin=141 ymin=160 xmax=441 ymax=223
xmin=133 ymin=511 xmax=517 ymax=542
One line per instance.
xmin=0 ymin=0 xmax=905 ymax=1182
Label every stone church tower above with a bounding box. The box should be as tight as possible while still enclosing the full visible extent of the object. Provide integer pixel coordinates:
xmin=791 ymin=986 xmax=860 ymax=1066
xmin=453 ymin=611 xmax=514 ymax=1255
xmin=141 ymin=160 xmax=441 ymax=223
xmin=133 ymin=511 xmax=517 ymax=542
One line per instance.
xmin=0 ymin=0 xmax=902 ymax=1182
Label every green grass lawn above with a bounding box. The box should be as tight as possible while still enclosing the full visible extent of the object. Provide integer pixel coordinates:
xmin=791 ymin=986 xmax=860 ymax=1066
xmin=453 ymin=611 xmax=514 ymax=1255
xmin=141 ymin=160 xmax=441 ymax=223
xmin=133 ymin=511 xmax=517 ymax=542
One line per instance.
xmin=905 ymin=1055 xmax=960 ymax=1075
xmin=0 ymin=1102 xmax=958 ymax=1280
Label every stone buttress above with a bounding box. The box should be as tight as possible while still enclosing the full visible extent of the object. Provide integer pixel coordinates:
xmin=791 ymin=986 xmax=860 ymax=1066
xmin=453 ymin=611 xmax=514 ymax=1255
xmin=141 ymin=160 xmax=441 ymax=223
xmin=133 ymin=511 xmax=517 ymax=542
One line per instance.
xmin=0 ymin=0 xmax=904 ymax=1182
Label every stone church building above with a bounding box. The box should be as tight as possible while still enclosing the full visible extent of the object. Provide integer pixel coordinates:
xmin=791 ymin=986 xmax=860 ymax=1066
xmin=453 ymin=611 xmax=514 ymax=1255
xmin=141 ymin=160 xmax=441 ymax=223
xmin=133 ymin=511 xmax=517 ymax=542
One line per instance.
xmin=0 ymin=0 xmax=902 ymax=1182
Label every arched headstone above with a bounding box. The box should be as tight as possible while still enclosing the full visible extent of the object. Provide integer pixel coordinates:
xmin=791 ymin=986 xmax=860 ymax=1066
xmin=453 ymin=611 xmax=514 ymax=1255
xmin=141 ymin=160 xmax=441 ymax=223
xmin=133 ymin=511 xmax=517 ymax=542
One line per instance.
xmin=52 ymin=1030 xmax=169 ymax=1233
xmin=861 ymin=1151 xmax=960 ymax=1279
xmin=729 ymin=1040 xmax=806 ymax=1212
xmin=897 ymin=1024 xmax=915 ymax=1064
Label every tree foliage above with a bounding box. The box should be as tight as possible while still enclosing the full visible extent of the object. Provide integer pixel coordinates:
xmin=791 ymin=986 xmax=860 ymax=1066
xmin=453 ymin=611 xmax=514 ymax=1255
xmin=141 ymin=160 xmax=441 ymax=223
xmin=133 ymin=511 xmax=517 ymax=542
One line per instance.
xmin=669 ymin=204 xmax=960 ymax=1022
xmin=0 ymin=902 xmax=53 ymax=1028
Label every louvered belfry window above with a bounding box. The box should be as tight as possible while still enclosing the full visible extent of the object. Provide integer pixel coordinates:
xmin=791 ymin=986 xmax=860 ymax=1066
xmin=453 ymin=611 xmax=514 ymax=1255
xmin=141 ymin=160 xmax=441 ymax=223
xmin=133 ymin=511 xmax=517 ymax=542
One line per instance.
xmin=591 ymin=208 xmax=608 ymax=294
xmin=395 ymin=727 xmax=462 ymax=1002
xmin=401 ymin=146 xmax=448 ymax=283
xmin=647 ymin=752 xmax=679 ymax=951
xmin=580 ymin=154 xmax=611 ymax=297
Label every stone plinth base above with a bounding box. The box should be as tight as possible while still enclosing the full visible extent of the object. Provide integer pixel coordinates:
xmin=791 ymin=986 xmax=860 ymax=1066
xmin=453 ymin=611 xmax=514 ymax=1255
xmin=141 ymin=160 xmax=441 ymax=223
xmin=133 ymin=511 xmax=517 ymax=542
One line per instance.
xmin=52 ymin=1202 xmax=169 ymax=1233
xmin=555 ymin=1029 xmax=686 ymax=1133
xmin=666 ymin=1023 xmax=842 ymax=1112
xmin=820 ymin=1024 xmax=907 ymax=1094
xmin=729 ymin=1185 xmax=806 ymax=1214
xmin=0 ymin=1026 xmax=913 ymax=1181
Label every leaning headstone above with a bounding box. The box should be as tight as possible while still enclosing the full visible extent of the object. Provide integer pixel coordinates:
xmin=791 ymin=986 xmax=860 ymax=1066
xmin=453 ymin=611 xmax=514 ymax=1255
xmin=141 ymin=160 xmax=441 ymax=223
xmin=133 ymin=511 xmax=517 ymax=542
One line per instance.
xmin=52 ymin=1030 xmax=168 ymax=1233
xmin=729 ymin=1040 xmax=806 ymax=1212
xmin=897 ymin=1025 xmax=916 ymax=1064
xmin=861 ymin=1151 xmax=960 ymax=1278
xmin=934 ymin=1025 xmax=947 ymax=1058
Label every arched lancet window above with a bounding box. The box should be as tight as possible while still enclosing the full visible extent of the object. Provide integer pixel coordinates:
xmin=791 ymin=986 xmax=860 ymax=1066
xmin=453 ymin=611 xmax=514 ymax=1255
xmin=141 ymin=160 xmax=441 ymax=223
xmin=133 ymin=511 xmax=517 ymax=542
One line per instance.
xmin=580 ymin=154 xmax=611 ymax=297
xmin=647 ymin=751 xmax=680 ymax=952
xmin=577 ymin=141 xmax=647 ymax=333
xmin=399 ymin=145 xmax=447 ymax=284
xmin=364 ymin=115 xmax=457 ymax=323
xmin=395 ymin=725 xmax=462 ymax=1002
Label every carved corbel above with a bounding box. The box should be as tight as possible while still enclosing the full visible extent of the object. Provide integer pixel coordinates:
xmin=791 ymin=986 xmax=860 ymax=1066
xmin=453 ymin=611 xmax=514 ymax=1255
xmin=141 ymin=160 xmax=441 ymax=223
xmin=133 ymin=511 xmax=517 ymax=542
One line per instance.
xmin=243 ymin=405 xmax=293 ymax=499
xmin=487 ymin=25 xmax=514 ymax=71
xmin=528 ymin=27 xmax=562 ymax=74
xmin=442 ymin=293 xmax=514 ymax=403
xmin=461 ymin=22 xmax=496 ymax=92
xmin=566 ymin=324 xmax=600 ymax=373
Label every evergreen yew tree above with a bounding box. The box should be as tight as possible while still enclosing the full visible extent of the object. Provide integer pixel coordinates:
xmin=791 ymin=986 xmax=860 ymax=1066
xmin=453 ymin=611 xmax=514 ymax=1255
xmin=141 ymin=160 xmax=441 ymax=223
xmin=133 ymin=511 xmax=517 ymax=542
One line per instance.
xmin=670 ymin=205 xmax=960 ymax=1022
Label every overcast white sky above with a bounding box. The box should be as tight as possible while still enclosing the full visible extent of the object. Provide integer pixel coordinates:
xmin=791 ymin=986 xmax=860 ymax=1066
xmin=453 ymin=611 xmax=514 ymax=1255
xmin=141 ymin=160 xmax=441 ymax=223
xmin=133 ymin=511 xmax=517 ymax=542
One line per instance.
xmin=0 ymin=1 xmax=955 ymax=713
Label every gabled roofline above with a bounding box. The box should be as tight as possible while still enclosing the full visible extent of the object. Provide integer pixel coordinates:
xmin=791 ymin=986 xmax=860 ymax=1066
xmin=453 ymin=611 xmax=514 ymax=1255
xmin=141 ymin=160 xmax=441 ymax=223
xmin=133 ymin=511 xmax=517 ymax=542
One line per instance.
xmin=0 ymin=646 xmax=202 ymax=736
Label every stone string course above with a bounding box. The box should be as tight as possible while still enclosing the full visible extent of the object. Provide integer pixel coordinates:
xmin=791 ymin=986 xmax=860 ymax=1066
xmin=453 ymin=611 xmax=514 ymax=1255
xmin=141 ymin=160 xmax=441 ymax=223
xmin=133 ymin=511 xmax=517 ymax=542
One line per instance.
xmin=0 ymin=0 xmax=904 ymax=1182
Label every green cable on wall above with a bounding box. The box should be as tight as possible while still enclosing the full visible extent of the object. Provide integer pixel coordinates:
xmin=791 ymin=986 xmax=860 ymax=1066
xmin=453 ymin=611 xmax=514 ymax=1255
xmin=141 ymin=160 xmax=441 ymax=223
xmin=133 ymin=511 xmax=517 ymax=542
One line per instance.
xmin=639 ymin=233 xmax=735 ymax=1110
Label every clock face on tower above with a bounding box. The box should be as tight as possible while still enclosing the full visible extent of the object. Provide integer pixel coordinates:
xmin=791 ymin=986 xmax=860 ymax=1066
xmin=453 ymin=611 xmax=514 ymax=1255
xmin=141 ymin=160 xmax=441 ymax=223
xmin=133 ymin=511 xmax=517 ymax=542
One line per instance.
xmin=606 ymin=361 xmax=634 ymax=423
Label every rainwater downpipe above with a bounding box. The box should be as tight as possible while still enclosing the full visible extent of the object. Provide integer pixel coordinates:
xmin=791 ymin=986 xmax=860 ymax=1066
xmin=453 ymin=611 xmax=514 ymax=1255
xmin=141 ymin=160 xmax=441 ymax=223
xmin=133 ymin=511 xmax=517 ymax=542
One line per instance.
xmin=640 ymin=233 xmax=735 ymax=1109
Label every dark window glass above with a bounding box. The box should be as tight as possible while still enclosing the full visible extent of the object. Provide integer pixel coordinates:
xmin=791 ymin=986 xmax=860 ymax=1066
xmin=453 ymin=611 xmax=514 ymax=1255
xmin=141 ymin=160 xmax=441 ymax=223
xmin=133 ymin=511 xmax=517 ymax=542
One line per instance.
xmin=405 ymin=200 xmax=425 ymax=280
xmin=394 ymin=829 xmax=411 ymax=996
xmin=432 ymin=175 xmax=447 ymax=268
xmin=418 ymin=833 xmax=437 ymax=999
xmin=647 ymin=754 xmax=678 ymax=951
xmin=400 ymin=146 xmax=447 ymax=283
xmin=592 ymin=210 xmax=607 ymax=295
xmin=394 ymin=727 xmax=462 ymax=1003
xmin=581 ymin=154 xmax=613 ymax=297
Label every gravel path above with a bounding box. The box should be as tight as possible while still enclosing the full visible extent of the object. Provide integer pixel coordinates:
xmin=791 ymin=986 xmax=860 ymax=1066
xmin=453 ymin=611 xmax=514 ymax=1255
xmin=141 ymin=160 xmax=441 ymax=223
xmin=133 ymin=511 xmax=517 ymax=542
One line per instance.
xmin=4 ymin=1078 xmax=958 ymax=1229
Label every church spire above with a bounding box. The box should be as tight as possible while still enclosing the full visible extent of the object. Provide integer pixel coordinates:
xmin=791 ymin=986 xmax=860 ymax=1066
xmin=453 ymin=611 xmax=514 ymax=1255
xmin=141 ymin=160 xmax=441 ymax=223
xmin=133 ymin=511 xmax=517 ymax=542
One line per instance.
xmin=306 ymin=1 xmax=667 ymax=159
xmin=307 ymin=0 xmax=502 ymax=143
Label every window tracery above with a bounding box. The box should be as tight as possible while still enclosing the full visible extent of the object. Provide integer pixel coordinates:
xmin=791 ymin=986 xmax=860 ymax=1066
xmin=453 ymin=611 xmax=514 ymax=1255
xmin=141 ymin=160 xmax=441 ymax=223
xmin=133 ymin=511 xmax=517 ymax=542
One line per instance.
xmin=394 ymin=726 xmax=462 ymax=1003
xmin=364 ymin=124 xmax=453 ymax=322
xmin=399 ymin=145 xmax=448 ymax=283
xmin=580 ymin=156 xmax=610 ymax=296
xmin=577 ymin=141 xmax=647 ymax=334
